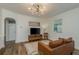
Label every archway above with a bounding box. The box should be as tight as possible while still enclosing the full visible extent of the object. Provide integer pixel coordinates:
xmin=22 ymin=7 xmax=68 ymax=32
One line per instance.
xmin=4 ymin=17 xmax=16 ymax=47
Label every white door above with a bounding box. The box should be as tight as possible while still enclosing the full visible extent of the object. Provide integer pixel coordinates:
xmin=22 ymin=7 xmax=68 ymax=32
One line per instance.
xmin=6 ymin=21 xmax=16 ymax=41
xmin=8 ymin=23 xmax=16 ymax=41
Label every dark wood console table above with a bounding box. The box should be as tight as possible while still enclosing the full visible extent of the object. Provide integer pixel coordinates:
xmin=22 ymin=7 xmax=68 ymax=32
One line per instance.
xmin=28 ymin=34 xmax=43 ymax=42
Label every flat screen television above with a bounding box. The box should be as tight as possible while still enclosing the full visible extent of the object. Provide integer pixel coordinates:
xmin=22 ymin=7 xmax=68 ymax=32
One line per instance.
xmin=30 ymin=28 xmax=40 ymax=35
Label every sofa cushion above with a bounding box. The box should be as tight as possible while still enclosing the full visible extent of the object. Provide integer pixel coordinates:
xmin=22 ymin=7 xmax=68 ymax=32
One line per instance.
xmin=49 ymin=39 xmax=64 ymax=48
xmin=64 ymin=37 xmax=72 ymax=43
xmin=59 ymin=37 xmax=72 ymax=43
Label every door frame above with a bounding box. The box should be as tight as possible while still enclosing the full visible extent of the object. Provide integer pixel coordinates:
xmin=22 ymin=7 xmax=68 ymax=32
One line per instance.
xmin=4 ymin=17 xmax=16 ymax=46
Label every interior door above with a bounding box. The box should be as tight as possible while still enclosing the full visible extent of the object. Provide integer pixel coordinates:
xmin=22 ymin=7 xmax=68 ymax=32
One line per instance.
xmin=8 ymin=23 xmax=16 ymax=41
xmin=5 ymin=18 xmax=16 ymax=46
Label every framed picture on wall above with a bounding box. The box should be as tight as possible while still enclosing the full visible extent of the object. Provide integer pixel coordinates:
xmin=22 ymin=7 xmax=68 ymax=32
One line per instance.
xmin=54 ymin=19 xmax=62 ymax=33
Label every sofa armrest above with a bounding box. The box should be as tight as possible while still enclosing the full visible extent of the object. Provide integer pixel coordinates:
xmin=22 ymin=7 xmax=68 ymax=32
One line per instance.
xmin=38 ymin=42 xmax=53 ymax=55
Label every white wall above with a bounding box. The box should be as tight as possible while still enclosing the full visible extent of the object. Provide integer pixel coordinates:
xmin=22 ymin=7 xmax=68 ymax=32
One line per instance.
xmin=49 ymin=7 xmax=79 ymax=49
xmin=0 ymin=8 xmax=50 ymax=49
xmin=0 ymin=8 xmax=5 ymax=49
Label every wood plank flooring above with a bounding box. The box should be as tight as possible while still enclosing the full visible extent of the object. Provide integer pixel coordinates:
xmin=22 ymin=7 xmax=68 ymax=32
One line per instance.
xmin=0 ymin=43 xmax=27 ymax=55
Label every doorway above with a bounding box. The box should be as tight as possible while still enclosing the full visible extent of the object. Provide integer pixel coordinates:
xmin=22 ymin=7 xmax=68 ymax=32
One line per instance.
xmin=4 ymin=17 xmax=16 ymax=47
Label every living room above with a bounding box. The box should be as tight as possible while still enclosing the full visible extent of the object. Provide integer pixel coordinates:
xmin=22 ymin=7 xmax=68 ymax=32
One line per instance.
xmin=0 ymin=3 xmax=79 ymax=55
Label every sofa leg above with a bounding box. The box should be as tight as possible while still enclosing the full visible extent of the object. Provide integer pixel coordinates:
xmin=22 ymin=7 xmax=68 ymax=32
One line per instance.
xmin=70 ymin=52 xmax=73 ymax=55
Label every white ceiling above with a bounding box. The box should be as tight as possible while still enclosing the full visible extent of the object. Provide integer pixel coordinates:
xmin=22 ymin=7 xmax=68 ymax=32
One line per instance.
xmin=0 ymin=3 xmax=79 ymax=18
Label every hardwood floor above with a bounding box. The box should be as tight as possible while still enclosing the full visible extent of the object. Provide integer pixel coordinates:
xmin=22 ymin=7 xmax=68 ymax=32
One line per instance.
xmin=0 ymin=43 xmax=27 ymax=55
